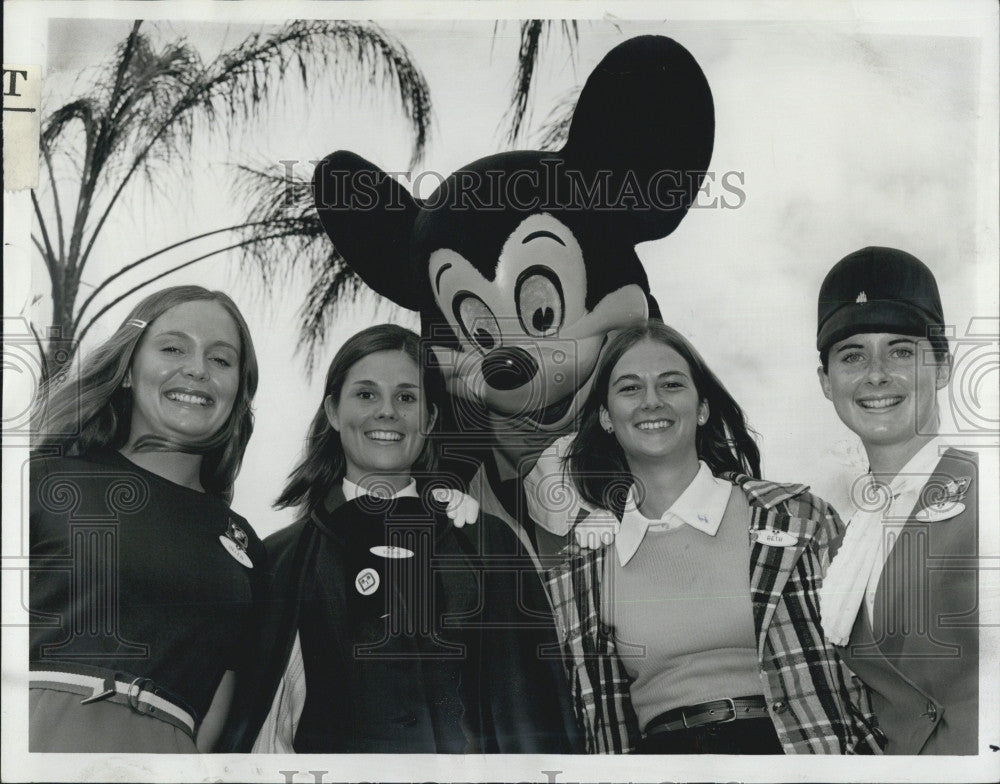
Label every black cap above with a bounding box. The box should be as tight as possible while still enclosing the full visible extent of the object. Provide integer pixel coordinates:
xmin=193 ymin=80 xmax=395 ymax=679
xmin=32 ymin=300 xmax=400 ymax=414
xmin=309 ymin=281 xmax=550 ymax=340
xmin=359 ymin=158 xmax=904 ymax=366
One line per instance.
xmin=817 ymin=246 xmax=944 ymax=353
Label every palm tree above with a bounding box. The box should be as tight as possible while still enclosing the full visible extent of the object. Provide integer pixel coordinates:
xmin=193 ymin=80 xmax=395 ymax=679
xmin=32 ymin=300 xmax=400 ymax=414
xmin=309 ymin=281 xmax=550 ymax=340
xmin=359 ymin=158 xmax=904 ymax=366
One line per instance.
xmin=32 ymin=19 xmax=432 ymax=381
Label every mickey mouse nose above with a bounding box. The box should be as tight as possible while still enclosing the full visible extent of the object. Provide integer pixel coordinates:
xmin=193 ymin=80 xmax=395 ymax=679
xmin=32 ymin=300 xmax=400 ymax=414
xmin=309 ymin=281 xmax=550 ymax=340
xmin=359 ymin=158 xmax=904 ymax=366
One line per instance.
xmin=482 ymin=347 xmax=538 ymax=391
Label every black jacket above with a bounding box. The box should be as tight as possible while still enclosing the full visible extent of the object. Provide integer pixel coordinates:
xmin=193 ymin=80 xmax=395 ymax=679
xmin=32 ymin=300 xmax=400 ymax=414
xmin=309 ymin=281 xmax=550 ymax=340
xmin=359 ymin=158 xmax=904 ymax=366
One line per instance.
xmin=221 ymin=485 xmax=581 ymax=753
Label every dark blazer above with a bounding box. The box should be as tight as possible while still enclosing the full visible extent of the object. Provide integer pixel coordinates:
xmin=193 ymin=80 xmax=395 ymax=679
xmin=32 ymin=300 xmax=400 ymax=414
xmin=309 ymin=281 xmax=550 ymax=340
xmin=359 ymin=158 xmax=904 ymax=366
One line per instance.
xmin=221 ymin=485 xmax=580 ymax=753
xmin=834 ymin=448 xmax=979 ymax=755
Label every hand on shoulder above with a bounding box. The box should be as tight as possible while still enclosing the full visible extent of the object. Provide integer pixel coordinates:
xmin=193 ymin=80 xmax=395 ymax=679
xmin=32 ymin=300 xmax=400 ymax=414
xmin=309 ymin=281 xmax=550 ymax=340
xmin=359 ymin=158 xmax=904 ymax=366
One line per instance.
xmin=431 ymin=488 xmax=480 ymax=528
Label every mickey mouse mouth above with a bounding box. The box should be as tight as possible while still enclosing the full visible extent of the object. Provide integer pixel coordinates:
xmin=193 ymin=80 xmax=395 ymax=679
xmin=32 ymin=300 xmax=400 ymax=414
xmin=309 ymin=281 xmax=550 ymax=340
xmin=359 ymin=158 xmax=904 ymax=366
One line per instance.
xmin=518 ymin=334 xmax=608 ymax=427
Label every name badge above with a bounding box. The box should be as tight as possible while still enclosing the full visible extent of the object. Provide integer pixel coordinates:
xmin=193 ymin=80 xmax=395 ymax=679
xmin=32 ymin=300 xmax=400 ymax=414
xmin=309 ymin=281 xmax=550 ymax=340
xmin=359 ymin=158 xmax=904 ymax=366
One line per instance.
xmin=751 ymin=528 xmax=797 ymax=547
xmin=219 ymin=520 xmax=253 ymax=568
xmin=370 ymin=545 xmax=415 ymax=559
xmin=914 ymin=502 xmax=965 ymax=523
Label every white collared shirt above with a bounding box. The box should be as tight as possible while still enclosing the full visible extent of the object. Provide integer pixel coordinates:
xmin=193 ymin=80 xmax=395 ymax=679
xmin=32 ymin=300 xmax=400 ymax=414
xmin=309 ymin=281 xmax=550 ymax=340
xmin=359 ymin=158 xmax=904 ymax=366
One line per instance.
xmin=615 ymin=461 xmax=734 ymax=567
xmin=342 ymin=477 xmax=418 ymax=501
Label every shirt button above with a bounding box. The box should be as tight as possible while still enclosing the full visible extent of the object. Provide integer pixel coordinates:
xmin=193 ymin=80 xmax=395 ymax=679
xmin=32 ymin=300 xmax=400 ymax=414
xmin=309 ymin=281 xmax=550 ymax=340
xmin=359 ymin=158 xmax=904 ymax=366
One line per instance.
xmin=922 ymin=703 xmax=938 ymax=721
xmin=771 ymin=700 xmax=787 ymax=714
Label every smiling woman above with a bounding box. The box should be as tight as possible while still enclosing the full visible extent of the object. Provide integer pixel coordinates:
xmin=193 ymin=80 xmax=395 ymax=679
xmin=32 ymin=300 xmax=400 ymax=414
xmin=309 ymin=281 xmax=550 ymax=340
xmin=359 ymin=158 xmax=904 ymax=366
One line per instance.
xmin=28 ymin=285 xmax=263 ymax=753
xmin=816 ymin=247 xmax=979 ymax=755
xmin=225 ymin=323 xmax=580 ymax=754
xmin=546 ymin=319 xmax=882 ymax=755
xmin=125 ymin=301 xmax=242 ymax=455
xmin=322 ymin=348 xmax=435 ymax=493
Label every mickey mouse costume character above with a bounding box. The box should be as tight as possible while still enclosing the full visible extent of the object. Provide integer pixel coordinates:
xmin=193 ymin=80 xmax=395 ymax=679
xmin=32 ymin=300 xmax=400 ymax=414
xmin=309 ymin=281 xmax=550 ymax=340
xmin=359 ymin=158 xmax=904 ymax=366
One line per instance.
xmin=312 ymin=35 xmax=715 ymax=562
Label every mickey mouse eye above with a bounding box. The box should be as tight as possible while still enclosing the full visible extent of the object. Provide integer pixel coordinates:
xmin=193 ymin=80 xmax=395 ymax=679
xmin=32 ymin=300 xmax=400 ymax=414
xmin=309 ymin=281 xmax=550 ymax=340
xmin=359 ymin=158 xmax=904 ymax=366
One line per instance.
xmin=516 ymin=266 xmax=564 ymax=337
xmin=454 ymin=293 xmax=502 ymax=353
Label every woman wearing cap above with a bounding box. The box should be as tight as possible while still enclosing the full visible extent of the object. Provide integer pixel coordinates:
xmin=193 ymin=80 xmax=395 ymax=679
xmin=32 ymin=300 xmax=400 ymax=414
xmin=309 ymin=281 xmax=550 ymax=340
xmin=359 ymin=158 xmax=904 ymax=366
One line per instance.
xmin=542 ymin=319 xmax=878 ymax=754
xmin=29 ymin=285 xmax=262 ymax=752
xmin=816 ymin=246 xmax=978 ymax=755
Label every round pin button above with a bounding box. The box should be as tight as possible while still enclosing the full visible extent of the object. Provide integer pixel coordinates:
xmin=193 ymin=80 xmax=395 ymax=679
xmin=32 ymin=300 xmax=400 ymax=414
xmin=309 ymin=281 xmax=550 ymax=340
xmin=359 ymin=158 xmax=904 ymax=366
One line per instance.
xmin=355 ymin=567 xmax=380 ymax=595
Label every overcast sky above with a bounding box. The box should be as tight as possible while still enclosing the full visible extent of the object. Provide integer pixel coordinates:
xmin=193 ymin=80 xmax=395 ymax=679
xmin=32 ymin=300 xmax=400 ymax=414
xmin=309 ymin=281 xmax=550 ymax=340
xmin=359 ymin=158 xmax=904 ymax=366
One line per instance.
xmin=19 ymin=11 xmax=1000 ymax=538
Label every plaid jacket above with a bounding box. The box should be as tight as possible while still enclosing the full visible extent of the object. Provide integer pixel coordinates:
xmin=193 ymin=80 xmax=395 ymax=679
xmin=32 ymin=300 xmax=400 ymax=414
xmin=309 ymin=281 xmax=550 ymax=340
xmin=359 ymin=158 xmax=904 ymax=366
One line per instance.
xmin=544 ymin=474 xmax=882 ymax=754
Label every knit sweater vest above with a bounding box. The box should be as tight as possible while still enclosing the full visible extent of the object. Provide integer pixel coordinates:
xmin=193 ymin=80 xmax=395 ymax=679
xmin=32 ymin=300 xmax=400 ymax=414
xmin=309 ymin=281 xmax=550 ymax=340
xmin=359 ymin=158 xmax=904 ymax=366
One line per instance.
xmin=602 ymin=488 xmax=763 ymax=730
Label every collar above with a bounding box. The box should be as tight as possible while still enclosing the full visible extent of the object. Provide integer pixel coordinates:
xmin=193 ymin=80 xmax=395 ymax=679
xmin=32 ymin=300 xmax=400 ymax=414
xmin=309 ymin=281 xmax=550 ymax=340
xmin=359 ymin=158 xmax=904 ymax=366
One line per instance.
xmin=615 ymin=461 xmax=733 ymax=567
xmin=888 ymin=436 xmax=949 ymax=495
xmin=855 ymin=436 xmax=950 ymax=507
xmin=342 ymin=477 xmax=418 ymax=501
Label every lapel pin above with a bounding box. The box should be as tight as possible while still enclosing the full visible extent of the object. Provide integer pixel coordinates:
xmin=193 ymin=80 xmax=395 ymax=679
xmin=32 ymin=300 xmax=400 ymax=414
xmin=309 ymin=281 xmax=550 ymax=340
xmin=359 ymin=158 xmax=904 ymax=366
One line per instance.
xmin=942 ymin=477 xmax=970 ymax=499
xmin=219 ymin=519 xmax=253 ymax=568
xmin=355 ymin=567 xmax=380 ymax=595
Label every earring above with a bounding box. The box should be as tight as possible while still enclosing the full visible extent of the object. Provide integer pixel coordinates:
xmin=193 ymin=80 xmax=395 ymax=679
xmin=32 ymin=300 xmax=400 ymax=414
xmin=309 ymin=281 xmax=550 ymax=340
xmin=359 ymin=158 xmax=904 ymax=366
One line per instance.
xmin=603 ymin=424 xmax=614 ymax=433
xmin=122 ymin=375 xmax=132 ymax=389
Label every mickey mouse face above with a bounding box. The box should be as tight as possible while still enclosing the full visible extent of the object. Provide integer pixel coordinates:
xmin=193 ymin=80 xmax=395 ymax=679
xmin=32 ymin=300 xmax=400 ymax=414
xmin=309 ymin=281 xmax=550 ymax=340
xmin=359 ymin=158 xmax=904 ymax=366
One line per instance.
xmin=428 ymin=213 xmax=589 ymax=423
xmin=426 ymin=212 xmax=654 ymax=431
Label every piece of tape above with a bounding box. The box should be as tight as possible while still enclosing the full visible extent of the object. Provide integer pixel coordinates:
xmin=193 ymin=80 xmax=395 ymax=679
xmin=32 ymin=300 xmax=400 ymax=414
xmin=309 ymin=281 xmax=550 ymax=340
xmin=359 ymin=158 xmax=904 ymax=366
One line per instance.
xmin=3 ymin=65 xmax=41 ymax=191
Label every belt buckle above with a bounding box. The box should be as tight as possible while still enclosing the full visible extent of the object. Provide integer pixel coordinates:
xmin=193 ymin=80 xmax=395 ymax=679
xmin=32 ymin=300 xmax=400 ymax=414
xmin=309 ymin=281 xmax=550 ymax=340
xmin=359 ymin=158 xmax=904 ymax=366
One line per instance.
xmin=126 ymin=676 xmax=155 ymax=716
xmin=717 ymin=697 xmax=738 ymax=724
xmin=681 ymin=698 xmax=739 ymax=730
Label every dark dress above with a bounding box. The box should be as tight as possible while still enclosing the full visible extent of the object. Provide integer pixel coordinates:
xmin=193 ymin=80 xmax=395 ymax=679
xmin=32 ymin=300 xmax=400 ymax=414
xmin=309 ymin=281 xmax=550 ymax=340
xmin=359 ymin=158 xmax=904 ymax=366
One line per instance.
xmin=222 ymin=484 xmax=581 ymax=753
xmin=28 ymin=447 xmax=264 ymax=751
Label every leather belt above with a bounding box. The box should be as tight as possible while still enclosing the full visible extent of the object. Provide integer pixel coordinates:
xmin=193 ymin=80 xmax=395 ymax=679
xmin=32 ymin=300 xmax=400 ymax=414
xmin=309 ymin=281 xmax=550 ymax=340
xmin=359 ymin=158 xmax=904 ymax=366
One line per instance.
xmin=30 ymin=668 xmax=197 ymax=738
xmin=644 ymin=696 xmax=770 ymax=735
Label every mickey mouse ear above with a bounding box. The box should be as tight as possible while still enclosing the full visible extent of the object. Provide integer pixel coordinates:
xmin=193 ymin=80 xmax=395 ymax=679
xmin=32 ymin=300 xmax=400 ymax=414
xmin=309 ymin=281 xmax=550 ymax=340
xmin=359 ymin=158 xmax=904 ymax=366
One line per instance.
xmin=560 ymin=35 xmax=715 ymax=244
xmin=313 ymin=151 xmax=423 ymax=311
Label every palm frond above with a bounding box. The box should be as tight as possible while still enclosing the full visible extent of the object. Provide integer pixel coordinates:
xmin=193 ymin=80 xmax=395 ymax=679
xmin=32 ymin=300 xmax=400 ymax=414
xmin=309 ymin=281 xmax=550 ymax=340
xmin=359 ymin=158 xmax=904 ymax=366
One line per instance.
xmin=41 ymin=98 xmax=98 ymax=151
xmin=76 ymin=20 xmax=434 ymax=275
xmin=501 ymin=20 xmax=578 ymax=147
xmin=232 ymin=163 xmax=329 ymax=292
xmin=234 ymin=161 xmax=407 ymax=375
xmin=296 ymin=256 xmax=367 ymax=375
xmin=532 ymin=85 xmax=580 ymax=150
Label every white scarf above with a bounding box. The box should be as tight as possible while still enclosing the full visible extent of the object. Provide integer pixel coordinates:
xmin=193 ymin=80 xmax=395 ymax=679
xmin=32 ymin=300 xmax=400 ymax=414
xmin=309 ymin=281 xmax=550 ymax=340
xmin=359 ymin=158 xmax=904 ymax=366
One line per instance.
xmin=820 ymin=438 xmax=946 ymax=646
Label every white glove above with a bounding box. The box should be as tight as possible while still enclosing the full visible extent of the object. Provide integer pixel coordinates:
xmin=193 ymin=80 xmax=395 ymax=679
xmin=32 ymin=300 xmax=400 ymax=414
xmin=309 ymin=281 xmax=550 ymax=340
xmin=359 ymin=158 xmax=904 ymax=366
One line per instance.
xmin=525 ymin=434 xmax=619 ymax=548
xmin=431 ymin=488 xmax=480 ymax=528
xmin=571 ymin=507 xmax=620 ymax=550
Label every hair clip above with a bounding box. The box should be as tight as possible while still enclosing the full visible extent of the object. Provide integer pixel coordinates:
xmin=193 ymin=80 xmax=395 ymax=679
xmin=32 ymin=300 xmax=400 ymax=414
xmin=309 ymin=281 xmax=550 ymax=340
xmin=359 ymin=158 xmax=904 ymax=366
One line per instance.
xmin=126 ymin=319 xmax=148 ymax=329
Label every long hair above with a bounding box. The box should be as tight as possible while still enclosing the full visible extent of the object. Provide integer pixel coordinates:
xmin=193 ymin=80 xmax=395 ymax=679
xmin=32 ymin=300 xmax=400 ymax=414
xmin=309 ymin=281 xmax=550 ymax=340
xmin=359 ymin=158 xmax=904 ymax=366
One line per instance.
xmin=567 ymin=319 xmax=761 ymax=512
xmin=33 ymin=285 xmax=259 ymax=497
xmin=275 ymin=323 xmax=445 ymax=514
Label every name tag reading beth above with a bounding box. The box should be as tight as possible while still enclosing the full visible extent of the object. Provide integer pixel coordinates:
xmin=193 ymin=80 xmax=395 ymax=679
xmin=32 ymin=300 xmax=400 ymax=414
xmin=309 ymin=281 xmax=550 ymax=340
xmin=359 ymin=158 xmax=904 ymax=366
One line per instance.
xmin=752 ymin=528 xmax=798 ymax=547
